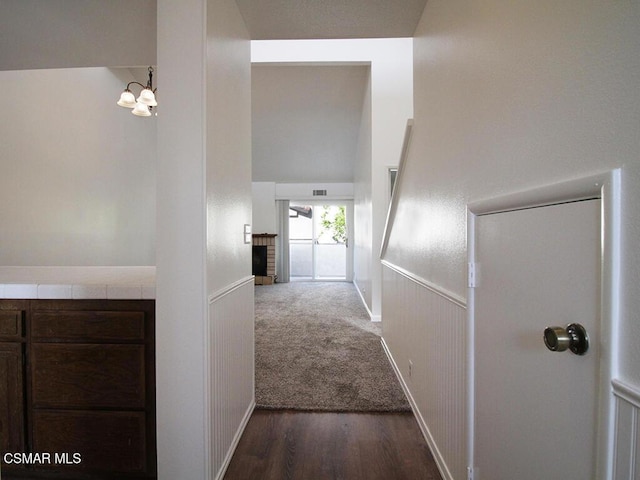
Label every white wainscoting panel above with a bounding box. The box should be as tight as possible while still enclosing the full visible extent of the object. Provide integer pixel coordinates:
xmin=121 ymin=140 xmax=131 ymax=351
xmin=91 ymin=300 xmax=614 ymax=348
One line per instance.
xmin=208 ymin=277 xmax=255 ymax=480
xmin=382 ymin=261 xmax=467 ymax=480
xmin=612 ymin=379 xmax=640 ymax=480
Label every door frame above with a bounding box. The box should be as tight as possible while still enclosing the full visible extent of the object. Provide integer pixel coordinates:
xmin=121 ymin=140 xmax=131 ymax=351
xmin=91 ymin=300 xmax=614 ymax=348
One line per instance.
xmin=466 ymin=169 xmax=621 ymax=480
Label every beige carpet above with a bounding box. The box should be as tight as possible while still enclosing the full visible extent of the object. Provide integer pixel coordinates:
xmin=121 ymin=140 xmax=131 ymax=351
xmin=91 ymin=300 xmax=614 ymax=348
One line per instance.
xmin=254 ymin=281 xmax=410 ymax=412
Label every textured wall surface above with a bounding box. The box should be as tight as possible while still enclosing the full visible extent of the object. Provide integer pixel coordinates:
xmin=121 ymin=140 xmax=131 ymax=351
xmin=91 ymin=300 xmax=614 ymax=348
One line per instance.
xmin=383 ymin=0 xmax=640 ymax=476
xmin=0 ymin=67 xmax=156 ymax=266
xmin=386 ymin=0 xmax=640 ymax=386
xmin=156 ymin=0 xmax=253 ymax=478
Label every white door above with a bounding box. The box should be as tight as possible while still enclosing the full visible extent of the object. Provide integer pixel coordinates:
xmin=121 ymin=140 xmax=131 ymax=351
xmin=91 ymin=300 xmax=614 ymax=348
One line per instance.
xmin=474 ymin=199 xmax=601 ymax=479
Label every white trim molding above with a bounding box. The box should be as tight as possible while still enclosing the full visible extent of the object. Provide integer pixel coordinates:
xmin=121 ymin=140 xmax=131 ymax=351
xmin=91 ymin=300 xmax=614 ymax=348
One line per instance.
xmin=380 ymin=119 xmax=413 ymax=260
xmin=612 ymin=379 xmax=640 ymax=479
xmin=613 ymin=379 xmax=640 ymax=408
xmin=467 ymin=169 xmax=622 ymax=479
xmin=381 ymin=262 xmax=467 ymax=479
xmin=354 ymin=278 xmax=381 ymax=322
xmin=381 ymin=259 xmax=466 ymax=309
xmin=381 ymin=338 xmax=454 ymax=480
xmin=207 ymin=276 xmax=256 ymax=480
xmin=208 ymin=275 xmax=255 ymax=304
xmin=215 ymin=400 xmax=256 ymax=480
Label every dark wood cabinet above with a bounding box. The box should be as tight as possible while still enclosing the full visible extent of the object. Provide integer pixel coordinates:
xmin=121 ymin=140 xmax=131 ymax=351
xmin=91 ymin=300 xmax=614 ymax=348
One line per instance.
xmin=0 ymin=306 xmax=24 ymax=339
xmin=32 ymin=410 xmax=148 ymax=474
xmin=0 ymin=299 xmax=156 ymax=480
xmin=0 ymin=301 xmax=26 ymax=461
xmin=0 ymin=343 xmax=25 ymax=455
xmin=31 ymin=343 xmax=146 ymax=409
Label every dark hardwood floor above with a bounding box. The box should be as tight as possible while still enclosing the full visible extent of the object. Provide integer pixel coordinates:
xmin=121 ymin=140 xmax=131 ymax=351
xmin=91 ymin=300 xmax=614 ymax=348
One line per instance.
xmin=224 ymin=410 xmax=442 ymax=480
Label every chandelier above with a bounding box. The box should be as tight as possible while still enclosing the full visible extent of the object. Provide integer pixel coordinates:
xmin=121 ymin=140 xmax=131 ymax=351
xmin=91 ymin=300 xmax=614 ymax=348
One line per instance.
xmin=116 ymin=66 xmax=157 ymax=117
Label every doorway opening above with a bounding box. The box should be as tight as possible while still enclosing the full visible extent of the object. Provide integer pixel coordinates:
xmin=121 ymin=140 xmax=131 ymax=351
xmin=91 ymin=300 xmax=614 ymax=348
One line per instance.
xmin=289 ymin=202 xmax=352 ymax=281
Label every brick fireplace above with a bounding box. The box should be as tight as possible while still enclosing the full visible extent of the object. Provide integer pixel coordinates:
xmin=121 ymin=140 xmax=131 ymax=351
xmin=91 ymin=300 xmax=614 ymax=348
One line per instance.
xmin=252 ymin=234 xmax=277 ymax=285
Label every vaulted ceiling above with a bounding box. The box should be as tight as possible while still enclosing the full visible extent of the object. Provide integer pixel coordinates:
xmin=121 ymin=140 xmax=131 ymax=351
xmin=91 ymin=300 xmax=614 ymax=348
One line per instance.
xmin=252 ymin=64 xmax=370 ymax=183
xmin=247 ymin=0 xmax=426 ymax=183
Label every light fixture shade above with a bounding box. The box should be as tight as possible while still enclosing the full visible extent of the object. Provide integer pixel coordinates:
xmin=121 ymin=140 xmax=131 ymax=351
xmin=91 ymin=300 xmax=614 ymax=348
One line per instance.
xmin=137 ymin=88 xmax=157 ymax=107
xmin=117 ymin=90 xmax=136 ymax=108
xmin=131 ymin=102 xmax=151 ymax=117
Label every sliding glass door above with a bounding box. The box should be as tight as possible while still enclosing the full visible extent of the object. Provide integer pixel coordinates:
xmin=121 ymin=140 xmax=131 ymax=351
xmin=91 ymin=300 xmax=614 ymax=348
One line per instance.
xmin=289 ymin=202 xmax=352 ymax=281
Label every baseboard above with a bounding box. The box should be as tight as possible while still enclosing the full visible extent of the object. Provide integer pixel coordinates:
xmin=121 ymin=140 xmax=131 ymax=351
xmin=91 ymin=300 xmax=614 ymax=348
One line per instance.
xmin=353 ymin=279 xmax=379 ymax=321
xmin=215 ymin=399 xmax=256 ymax=480
xmin=380 ymin=337 xmax=454 ymax=480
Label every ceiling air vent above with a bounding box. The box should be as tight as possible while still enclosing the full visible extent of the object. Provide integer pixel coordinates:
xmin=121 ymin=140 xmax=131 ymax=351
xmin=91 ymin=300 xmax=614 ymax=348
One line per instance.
xmin=313 ymin=189 xmax=327 ymax=196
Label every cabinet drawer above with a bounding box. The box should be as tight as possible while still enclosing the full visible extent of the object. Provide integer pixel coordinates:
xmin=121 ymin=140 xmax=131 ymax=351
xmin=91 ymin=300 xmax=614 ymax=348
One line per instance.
xmin=31 ymin=344 xmax=145 ymax=408
xmin=0 ymin=310 xmax=22 ymax=339
xmin=33 ymin=410 xmax=148 ymax=474
xmin=32 ymin=310 xmax=145 ymax=342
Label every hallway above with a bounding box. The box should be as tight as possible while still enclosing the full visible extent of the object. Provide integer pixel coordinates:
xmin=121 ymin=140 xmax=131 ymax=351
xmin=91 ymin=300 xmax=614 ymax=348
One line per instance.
xmin=224 ymin=410 xmax=442 ymax=479
xmin=253 ymin=281 xmax=407 ymax=411
xmin=223 ymin=281 xmax=442 ymax=479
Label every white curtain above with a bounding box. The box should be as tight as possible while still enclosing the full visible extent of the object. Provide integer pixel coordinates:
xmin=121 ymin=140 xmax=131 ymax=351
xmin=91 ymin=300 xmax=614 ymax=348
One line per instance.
xmin=276 ymin=200 xmax=290 ymax=283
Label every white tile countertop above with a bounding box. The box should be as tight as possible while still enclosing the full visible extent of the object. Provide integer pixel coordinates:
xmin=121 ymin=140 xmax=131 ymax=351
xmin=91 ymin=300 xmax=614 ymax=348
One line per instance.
xmin=0 ymin=266 xmax=156 ymax=299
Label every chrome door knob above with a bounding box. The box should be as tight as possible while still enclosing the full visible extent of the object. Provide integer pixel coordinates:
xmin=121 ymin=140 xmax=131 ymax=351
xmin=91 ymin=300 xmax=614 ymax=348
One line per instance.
xmin=543 ymin=323 xmax=589 ymax=355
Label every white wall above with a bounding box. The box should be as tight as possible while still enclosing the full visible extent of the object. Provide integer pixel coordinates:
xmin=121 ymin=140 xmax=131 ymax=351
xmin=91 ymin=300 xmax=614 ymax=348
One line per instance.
xmin=156 ymin=0 xmax=253 ymax=478
xmin=156 ymin=0 xmax=207 ymax=476
xmin=252 ymin=182 xmax=276 ymax=234
xmin=275 ymin=182 xmax=354 ymax=200
xmin=252 ymin=64 xmax=369 ymax=183
xmin=383 ymin=0 xmax=640 ymax=477
xmin=354 ymin=72 xmax=373 ymax=310
xmin=0 ymin=0 xmax=156 ymax=71
xmin=205 ymin=0 xmax=253 ymax=294
xmin=205 ymin=6 xmax=254 ymax=477
xmin=252 ymin=39 xmax=413 ymax=318
xmin=0 ymin=67 xmax=156 ymax=266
